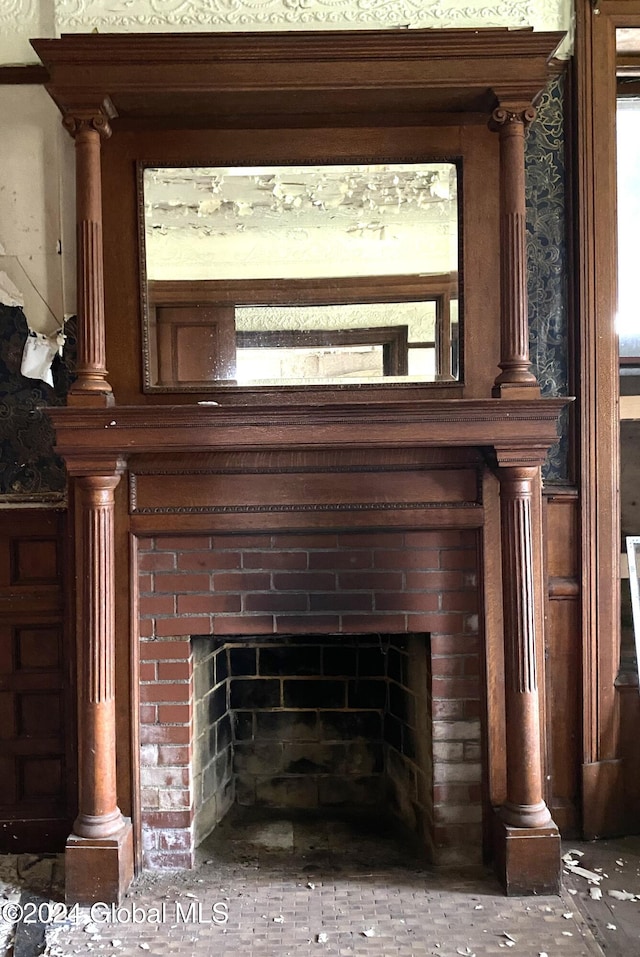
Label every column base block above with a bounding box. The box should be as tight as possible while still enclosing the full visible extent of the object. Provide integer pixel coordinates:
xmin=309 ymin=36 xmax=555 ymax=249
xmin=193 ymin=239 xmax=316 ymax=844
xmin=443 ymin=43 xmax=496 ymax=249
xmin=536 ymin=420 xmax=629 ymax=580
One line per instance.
xmin=65 ymin=820 xmax=134 ymax=905
xmin=493 ymin=813 xmax=561 ymax=896
xmin=492 ymin=382 xmax=542 ymax=399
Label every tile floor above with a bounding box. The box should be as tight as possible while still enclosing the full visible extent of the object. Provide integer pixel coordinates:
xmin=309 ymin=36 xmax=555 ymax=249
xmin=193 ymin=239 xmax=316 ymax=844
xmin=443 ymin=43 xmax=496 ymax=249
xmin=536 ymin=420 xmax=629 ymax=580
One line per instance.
xmin=3 ymin=810 xmax=639 ymax=957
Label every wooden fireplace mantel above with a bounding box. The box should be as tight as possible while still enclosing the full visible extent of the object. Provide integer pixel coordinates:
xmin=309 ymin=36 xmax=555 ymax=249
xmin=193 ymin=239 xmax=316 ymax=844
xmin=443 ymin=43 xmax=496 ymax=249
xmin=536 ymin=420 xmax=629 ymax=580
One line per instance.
xmin=32 ymin=27 xmax=568 ymax=902
xmin=48 ymin=398 xmax=567 ymax=464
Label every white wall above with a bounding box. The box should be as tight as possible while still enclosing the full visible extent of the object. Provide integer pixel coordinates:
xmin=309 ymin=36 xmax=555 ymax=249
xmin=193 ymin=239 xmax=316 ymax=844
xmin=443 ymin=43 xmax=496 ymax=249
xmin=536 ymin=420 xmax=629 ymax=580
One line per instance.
xmin=0 ymin=0 xmax=574 ymax=336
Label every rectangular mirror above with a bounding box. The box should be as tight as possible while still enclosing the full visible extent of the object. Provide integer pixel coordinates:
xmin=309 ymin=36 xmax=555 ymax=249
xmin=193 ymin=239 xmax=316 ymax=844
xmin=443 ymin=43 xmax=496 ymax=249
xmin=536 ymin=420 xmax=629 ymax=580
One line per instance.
xmin=141 ymin=162 xmax=460 ymax=390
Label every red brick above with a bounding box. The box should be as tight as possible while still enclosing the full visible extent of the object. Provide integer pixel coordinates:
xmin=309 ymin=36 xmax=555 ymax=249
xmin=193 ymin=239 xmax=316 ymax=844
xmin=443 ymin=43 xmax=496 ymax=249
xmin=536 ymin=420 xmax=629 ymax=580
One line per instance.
xmin=213 ymin=615 xmax=274 ymax=635
xmin=142 ymin=810 xmax=194 ymax=829
xmin=157 ymin=660 xmax=191 ymax=681
xmin=373 ymin=549 xmax=439 ymax=570
xmin=340 ymin=532 xmax=405 ymax=548
xmin=405 ymin=530 xmax=472 ymax=548
xmin=158 ymin=703 xmax=193 ymax=724
xmin=159 ymin=830 xmax=192 ymax=851
xmin=212 ymin=534 xmax=268 ymax=548
xmin=430 ymin=656 xmax=467 ymax=677
xmin=339 ymin=613 xmax=406 ymax=633
xmin=213 ymin=571 xmax=271 ymax=591
xmin=440 ymin=548 xmax=476 ymax=570
xmin=153 ymin=573 xmax=211 ymax=593
xmin=429 ymin=635 xmax=480 ymax=656
xmin=140 ymin=639 xmax=191 ymax=660
xmin=177 ymin=593 xmax=241 ymax=614
xmin=405 ymin=570 xmax=465 ymax=591
xmin=433 ymin=783 xmax=477 ymax=805
xmin=433 ymin=823 xmax=482 ymax=847
xmin=145 ymin=850 xmax=193 ymax=869
xmin=376 ymin=592 xmax=439 ymax=613
xmin=431 ymin=699 xmax=466 ymax=720
xmin=440 ymin=590 xmax=478 ymax=613
xmin=139 ymin=618 xmax=154 ymax=638
xmin=159 ymin=789 xmax=192 ymax=809
xmin=139 ymin=662 xmax=157 ymax=682
xmin=157 ymin=536 xmax=211 ymax=551
xmin=140 ymin=725 xmax=191 ymax=745
xmin=178 ymin=550 xmax=241 ymax=571
xmin=140 ymin=704 xmax=157 ymax=724
xmin=153 ymin=616 xmax=211 ymax=637
xmin=431 ymin=675 xmax=480 ymax=700
xmin=136 ymin=537 xmax=155 ymax=552
xmin=138 ymin=552 xmax=176 ymax=572
xmin=463 ymin=699 xmax=482 ymax=719
xmin=138 ymin=574 xmax=153 ymax=594
xmin=308 ymin=550 xmax=372 ymax=570
xmin=338 ymin=570 xmax=403 ymax=591
xmin=409 ymin=612 xmax=465 ymax=635
xmin=140 ymin=682 xmax=193 ymax=703
xmin=274 ymin=615 xmax=340 ymax=634
xmin=140 ymin=788 xmax=159 ymax=808
xmin=243 ymin=550 xmax=308 ymax=570
xmin=158 ymin=746 xmax=190 ymax=766
xmin=140 ymin=595 xmax=176 ymax=617
xmin=309 ymin=592 xmax=372 ymax=612
xmin=272 ymin=572 xmax=336 ymax=591
xmin=276 ymin=532 xmax=338 ymax=548
xmin=244 ymin=593 xmax=307 ymax=613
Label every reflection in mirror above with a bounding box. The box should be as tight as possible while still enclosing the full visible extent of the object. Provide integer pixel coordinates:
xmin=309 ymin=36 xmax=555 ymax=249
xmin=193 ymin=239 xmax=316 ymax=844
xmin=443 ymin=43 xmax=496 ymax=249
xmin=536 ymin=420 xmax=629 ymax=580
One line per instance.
xmin=142 ymin=163 xmax=460 ymax=389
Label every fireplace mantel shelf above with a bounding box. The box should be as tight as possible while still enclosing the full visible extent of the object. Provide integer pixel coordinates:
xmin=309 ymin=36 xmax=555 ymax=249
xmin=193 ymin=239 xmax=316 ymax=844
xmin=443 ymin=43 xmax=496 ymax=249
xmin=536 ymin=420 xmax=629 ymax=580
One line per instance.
xmin=48 ymin=397 xmax=569 ymax=466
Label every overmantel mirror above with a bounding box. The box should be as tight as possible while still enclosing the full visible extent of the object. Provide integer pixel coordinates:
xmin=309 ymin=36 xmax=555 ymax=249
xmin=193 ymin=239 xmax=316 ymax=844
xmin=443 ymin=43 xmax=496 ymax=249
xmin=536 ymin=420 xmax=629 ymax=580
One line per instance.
xmin=31 ymin=29 xmax=564 ymax=405
xmin=140 ymin=160 xmax=460 ymax=390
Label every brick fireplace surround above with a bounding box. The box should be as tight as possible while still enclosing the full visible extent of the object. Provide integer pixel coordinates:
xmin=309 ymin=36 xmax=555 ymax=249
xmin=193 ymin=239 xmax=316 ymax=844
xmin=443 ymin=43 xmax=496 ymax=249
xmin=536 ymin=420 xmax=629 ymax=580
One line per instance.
xmin=137 ymin=529 xmax=482 ymax=870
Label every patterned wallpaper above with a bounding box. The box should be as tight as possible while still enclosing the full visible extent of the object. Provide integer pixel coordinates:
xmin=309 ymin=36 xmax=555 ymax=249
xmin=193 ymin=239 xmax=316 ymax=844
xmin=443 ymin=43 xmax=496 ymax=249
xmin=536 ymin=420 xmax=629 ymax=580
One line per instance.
xmin=0 ymin=307 xmax=74 ymax=501
xmin=525 ymin=74 xmax=570 ymax=483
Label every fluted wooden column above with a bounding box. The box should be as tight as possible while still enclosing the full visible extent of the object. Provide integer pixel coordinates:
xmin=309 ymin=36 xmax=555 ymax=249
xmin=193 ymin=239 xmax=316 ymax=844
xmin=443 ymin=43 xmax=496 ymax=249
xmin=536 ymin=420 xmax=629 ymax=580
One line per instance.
xmin=63 ymin=106 xmax=115 ymax=404
xmin=498 ymin=464 xmax=551 ymax=828
xmin=494 ymin=455 xmax=560 ymax=895
xmin=490 ymin=104 xmax=540 ymax=397
xmin=65 ymin=463 xmax=133 ymax=905
xmin=74 ymin=472 xmax=125 ymax=838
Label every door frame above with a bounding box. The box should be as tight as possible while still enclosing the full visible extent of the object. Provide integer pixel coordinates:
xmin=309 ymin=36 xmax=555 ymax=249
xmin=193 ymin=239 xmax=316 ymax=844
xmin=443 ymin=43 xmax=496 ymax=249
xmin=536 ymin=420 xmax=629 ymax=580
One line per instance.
xmin=574 ymin=0 xmax=640 ymax=836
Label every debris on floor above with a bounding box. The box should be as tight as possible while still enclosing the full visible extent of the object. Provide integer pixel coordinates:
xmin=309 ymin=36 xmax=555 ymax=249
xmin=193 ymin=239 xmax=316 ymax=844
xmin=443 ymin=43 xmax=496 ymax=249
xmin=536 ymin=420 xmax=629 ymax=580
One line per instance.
xmin=5 ymin=820 xmax=640 ymax=957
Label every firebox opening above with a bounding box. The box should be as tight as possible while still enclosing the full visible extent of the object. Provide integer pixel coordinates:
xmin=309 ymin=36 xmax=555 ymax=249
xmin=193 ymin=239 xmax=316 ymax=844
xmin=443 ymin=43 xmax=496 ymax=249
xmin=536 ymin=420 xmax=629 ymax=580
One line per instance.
xmin=192 ymin=633 xmax=432 ymax=852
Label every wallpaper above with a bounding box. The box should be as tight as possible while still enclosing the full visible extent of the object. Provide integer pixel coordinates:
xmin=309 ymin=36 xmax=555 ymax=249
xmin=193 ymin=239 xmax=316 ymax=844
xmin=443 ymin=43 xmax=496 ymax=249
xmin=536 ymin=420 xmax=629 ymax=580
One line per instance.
xmin=525 ymin=74 xmax=570 ymax=483
xmin=0 ymin=306 xmax=74 ymax=501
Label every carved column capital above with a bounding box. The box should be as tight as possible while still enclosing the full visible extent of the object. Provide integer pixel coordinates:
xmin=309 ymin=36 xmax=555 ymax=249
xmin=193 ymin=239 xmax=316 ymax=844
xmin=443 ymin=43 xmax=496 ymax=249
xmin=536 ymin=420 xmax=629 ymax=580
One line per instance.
xmin=63 ymin=110 xmax=113 ymax=140
xmin=489 ymin=104 xmax=537 ymax=132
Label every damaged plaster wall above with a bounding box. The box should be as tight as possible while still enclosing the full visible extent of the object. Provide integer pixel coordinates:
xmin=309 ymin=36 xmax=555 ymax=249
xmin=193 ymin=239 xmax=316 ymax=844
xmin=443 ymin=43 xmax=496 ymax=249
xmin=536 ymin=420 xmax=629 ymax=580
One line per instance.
xmin=0 ymin=85 xmax=74 ymax=336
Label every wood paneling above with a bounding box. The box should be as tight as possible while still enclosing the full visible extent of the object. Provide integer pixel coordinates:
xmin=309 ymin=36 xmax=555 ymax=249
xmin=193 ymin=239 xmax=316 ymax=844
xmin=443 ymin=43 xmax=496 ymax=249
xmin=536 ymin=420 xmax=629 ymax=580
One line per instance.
xmin=543 ymin=489 xmax=581 ymax=836
xmin=0 ymin=510 xmax=75 ymax=851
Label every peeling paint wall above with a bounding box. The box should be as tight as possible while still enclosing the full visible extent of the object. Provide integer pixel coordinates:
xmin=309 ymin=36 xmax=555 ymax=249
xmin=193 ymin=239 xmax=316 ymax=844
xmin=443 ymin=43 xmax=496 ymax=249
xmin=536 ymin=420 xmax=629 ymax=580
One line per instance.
xmin=0 ymin=86 xmax=74 ymax=335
